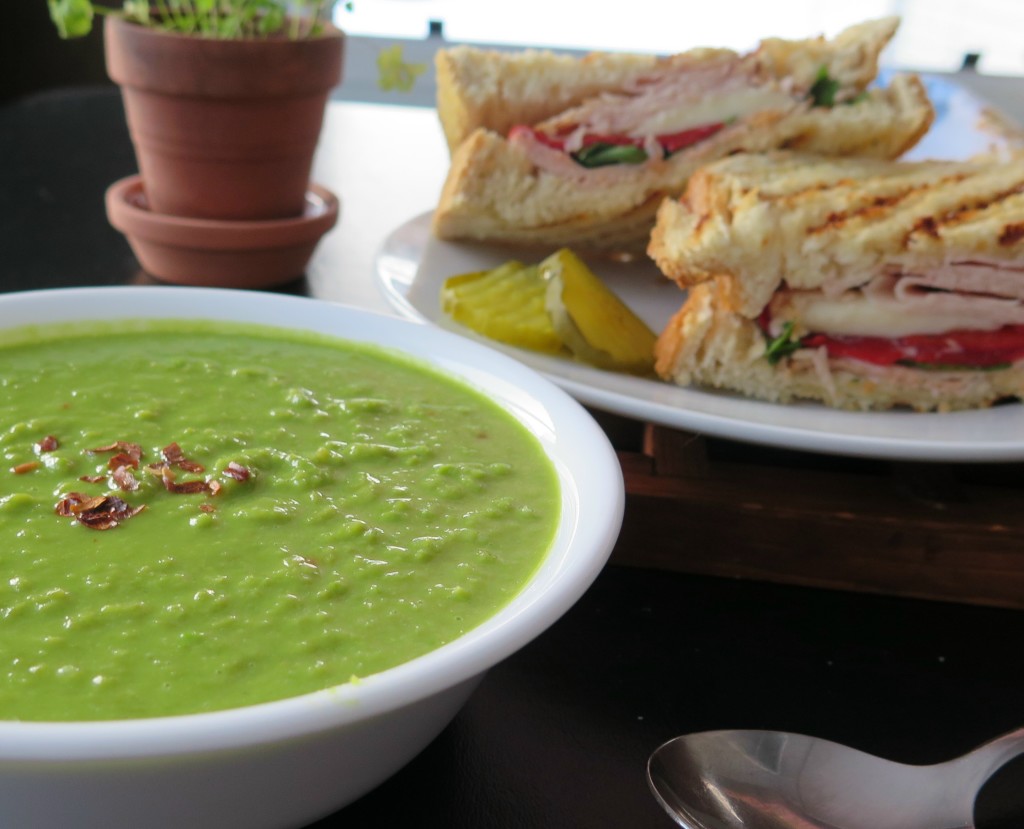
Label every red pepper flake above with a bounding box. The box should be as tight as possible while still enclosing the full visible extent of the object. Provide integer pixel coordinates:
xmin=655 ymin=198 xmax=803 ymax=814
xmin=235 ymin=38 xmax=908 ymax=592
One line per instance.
xmin=156 ymin=465 xmax=219 ymax=495
xmin=78 ymin=474 xmax=107 ymax=483
xmin=166 ymin=480 xmax=215 ymax=495
xmin=199 ymin=503 xmax=217 ymax=513
xmin=35 ymin=435 xmax=59 ymax=453
xmin=11 ymin=461 xmax=40 ymax=475
xmin=111 ymin=465 xmax=139 ymax=492
xmin=161 ymin=442 xmax=205 ymax=473
xmin=55 ymin=492 xmax=145 ymax=530
xmin=223 ymin=462 xmax=251 ymax=482
xmin=88 ymin=441 xmax=143 ymax=463
xmin=108 ymin=452 xmax=139 ymax=470
xmin=56 ymin=492 xmax=107 ymax=515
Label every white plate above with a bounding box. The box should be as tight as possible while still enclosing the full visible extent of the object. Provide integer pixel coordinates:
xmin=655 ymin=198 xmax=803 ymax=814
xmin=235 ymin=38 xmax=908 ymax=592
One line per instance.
xmin=880 ymin=70 xmax=1018 ymax=162
xmin=375 ymin=75 xmax=1024 ymax=463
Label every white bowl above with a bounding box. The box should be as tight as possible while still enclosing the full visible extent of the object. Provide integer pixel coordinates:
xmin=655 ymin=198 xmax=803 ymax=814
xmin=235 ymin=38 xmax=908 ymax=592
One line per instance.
xmin=0 ymin=287 xmax=624 ymax=829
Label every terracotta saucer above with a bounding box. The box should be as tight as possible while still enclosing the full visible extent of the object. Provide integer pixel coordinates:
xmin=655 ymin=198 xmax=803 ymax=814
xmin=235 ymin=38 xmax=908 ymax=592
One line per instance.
xmin=105 ymin=175 xmax=339 ymax=289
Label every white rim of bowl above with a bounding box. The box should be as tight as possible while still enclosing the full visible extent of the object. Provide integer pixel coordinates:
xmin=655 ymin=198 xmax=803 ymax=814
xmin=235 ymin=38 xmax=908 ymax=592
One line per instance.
xmin=0 ymin=286 xmax=624 ymax=760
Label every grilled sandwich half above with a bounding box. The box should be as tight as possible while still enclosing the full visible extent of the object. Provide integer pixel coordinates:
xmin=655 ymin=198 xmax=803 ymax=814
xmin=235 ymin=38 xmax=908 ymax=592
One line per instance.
xmin=648 ymin=150 xmax=1024 ymax=411
xmin=432 ymin=17 xmax=933 ymax=254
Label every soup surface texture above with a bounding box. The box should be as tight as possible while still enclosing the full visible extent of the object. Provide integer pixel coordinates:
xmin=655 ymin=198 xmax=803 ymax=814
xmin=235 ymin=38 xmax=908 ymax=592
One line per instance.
xmin=0 ymin=320 xmax=560 ymax=721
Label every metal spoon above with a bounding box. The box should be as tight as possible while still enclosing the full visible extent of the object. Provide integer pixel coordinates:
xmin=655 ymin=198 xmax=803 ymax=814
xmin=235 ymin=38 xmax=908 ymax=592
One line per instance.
xmin=647 ymin=727 xmax=1024 ymax=829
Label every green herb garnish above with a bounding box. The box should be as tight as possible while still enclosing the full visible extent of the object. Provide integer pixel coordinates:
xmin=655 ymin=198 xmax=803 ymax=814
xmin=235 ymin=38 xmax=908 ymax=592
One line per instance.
xmin=764 ymin=321 xmax=802 ymax=364
xmin=808 ymin=66 xmax=840 ymax=108
xmin=573 ymin=143 xmax=649 ymax=168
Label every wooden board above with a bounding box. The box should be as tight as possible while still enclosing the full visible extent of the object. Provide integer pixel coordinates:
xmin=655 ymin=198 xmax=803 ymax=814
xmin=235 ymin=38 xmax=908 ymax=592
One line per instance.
xmin=613 ymin=423 xmax=1024 ymax=610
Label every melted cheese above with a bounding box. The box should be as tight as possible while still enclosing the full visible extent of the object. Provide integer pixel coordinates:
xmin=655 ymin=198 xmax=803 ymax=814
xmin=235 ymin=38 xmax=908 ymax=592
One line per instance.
xmin=631 ymin=87 xmax=795 ymax=136
xmin=774 ymin=291 xmax=1024 ymax=338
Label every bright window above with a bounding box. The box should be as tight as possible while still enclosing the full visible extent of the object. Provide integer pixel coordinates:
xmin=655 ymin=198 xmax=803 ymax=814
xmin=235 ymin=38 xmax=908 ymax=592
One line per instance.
xmin=338 ymin=0 xmax=1024 ymax=74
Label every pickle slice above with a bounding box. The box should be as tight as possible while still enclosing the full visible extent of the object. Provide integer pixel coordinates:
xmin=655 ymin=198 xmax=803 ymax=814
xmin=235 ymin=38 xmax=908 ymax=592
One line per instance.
xmin=541 ymin=248 xmax=656 ymax=375
xmin=441 ymin=261 xmax=564 ymax=354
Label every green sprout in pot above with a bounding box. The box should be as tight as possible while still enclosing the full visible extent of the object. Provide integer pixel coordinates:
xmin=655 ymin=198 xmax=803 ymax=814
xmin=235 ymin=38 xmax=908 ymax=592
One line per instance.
xmin=47 ymin=0 xmax=345 ymax=40
xmin=47 ymin=0 xmax=426 ymax=90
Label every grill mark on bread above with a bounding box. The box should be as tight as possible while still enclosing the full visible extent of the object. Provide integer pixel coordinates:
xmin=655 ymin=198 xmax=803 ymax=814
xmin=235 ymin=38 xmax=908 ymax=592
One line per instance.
xmin=791 ymin=174 xmax=970 ymax=235
xmin=931 ymin=181 xmax=1024 ymax=229
xmin=909 ymin=216 xmax=940 ymax=244
xmin=766 ymin=171 xmax=1021 ymax=243
xmin=897 ymin=182 xmax=1024 ymax=250
xmin=774 ymin=177 xmax=858 ymax=207
xmin=1000 ymin=222 xmax=1024 ymax=246
xmin=808 ymin=196 xmax=904 ymax=234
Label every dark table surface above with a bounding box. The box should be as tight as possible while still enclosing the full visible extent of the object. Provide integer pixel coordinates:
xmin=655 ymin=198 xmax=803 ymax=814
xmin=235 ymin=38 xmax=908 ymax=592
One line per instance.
xmin=2 ymin=86 xmax=1023 ymax=829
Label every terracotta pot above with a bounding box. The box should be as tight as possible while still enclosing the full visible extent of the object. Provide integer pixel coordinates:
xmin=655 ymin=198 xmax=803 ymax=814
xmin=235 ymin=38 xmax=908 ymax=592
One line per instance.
xmin=104 ymin=16 xmax=344 ymax=221
xmin=106 ymin=175 xmax=339 ymax=288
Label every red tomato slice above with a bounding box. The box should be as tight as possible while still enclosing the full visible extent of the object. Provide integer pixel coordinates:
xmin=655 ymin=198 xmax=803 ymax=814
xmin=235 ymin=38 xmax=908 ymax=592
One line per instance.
xmin=510 ymin=122 xmax=726 ymax=155
xmin=580 ymin=133 xmax=644 ymax=148
xmin=509 ymin=125 xmax=565 ymax=150
xmin=659 ymin=122 xmax=727 ymax=153
xmin=802 ymin=325 xmax=1024 ymax=367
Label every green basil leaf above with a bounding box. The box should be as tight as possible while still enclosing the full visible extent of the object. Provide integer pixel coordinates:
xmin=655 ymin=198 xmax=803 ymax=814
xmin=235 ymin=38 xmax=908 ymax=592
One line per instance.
xmin=573 ymin=143 xmax=648 ymax=168
xmin=764 ymin=321 xmax=802 ymax=365
xmin=809 ymin=66 xmax=840 ymax=108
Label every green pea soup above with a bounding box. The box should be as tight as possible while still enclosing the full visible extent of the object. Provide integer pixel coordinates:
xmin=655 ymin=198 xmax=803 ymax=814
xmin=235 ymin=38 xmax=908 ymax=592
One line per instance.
xmin=0 ymin=319 xmax=560 ymax=721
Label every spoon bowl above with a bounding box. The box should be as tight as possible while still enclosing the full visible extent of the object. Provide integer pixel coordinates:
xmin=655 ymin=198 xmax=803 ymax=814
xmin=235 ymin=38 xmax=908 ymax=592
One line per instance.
xmin=648 ymin=727 xmax=1024 ymax=829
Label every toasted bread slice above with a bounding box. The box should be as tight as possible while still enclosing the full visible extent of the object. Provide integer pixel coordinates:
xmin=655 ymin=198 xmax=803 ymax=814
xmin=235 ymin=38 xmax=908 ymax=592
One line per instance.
xmin=649 ymin=151 xmax=1024 ymax=317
